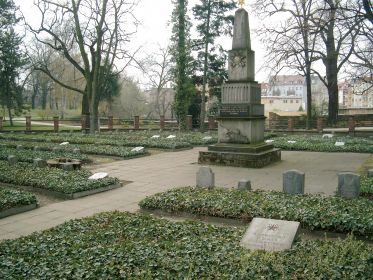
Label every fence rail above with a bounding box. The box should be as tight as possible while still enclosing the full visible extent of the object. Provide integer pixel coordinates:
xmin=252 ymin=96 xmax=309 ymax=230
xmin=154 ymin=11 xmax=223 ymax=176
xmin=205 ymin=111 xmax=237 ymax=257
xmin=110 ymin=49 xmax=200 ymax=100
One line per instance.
xmin=0 ymin=113 xmax=372 ymax=133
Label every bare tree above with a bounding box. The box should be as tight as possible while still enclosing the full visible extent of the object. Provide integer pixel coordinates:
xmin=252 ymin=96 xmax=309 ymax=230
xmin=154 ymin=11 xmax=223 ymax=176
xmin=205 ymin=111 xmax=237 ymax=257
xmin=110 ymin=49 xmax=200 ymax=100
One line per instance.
xmin=27 ymin=0 xmax=139 ymax=132
xmin=347 ymin=1 xmax=373 ymax=95
xmin=253 ymin=0 xmax=318 ymax=129
xmin=141 ymin=45 xmax=173 ymax=118
xmin=311 ymin=0 xmax=362 ymax=125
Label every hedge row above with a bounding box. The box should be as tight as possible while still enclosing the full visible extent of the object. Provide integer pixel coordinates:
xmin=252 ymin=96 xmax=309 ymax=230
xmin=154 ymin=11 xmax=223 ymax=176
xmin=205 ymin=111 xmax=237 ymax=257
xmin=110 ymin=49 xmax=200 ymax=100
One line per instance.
xmin=139 ymin=187 xmax=373 ymax=238
xmin=0 ymin=132 xmax=193 ymax=149
xmin=361 ymin=176 xmax=373 ymax=195
xmin=0 ymin=212 xmax=371 ymax=279
xmin=0 ymin=188 xmax=37 ymax=212
xmin=0 ymin=146 xmax=88 ymax=163
xmin=270 ymin=135 xmax=373 ymax=153
xmin=0 ymin=140 xmax=147 ymax=158
xmin=0 ymin=161 xmax=119 ymax=194
xmin=0 ymin=131 xmax=218 ymax=149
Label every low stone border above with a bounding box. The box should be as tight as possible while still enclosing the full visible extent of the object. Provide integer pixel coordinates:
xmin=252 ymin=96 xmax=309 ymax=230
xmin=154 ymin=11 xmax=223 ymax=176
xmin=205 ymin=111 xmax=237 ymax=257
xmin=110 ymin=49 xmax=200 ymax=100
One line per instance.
xmin=1 ymin=182 xmax=123 ymax=200
xmin=0 ymin=203 xmax=38 ymax=219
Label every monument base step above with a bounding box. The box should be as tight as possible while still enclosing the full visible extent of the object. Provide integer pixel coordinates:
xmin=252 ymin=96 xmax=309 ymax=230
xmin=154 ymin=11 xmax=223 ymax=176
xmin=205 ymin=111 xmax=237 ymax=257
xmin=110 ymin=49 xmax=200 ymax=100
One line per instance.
xmin=198 ymin=144 xmax=281 ymax=168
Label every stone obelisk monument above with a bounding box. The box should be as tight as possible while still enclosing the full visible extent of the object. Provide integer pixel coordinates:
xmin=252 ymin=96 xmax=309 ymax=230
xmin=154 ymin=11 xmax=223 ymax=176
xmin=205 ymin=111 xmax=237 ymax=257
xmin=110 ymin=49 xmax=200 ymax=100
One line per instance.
xmin=199 ymin=6 xmax=281 ymax=168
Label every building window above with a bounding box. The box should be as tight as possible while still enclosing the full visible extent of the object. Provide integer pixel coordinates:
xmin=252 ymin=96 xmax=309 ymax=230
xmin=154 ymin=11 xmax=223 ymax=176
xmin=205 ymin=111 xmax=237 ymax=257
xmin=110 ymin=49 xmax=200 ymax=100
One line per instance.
xmin=296 ymin=100 xmax=299 ymax=103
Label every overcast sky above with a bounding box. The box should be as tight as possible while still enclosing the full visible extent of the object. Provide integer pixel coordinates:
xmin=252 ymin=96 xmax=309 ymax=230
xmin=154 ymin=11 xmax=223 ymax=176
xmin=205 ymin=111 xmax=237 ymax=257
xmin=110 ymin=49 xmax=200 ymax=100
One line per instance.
xmin=15 ymin=0 xmax=270 ymax=84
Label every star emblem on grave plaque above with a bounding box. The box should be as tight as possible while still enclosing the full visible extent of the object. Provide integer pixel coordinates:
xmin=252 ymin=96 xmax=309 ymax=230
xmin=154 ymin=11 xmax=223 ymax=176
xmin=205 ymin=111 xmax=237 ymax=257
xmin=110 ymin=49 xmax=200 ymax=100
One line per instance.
xmin=267 ymin=224 xmax=279 ymax=231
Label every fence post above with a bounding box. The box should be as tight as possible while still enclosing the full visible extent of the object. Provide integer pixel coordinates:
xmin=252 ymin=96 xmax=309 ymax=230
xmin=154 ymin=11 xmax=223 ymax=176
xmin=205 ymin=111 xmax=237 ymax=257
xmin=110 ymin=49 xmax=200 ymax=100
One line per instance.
xmin=160 ymin=115 xmax=165 ymax=130
xmin=186 ymin=115 xmax=193 ymax=130
xmin=26 ymin=116 xmax=31 ymax=132
xmin=133 ymin=116 xmax=140 ymax=130
xmin=268 ymin=112 xmax=275 ymax=130
xmin=0 ymin=116 xmax=3 ymax=131
xmin=287 ymin=117 xmax=294 ymax=132
xmin=348 ymin=116 xmax=355 ymax=133
xmin=81 ymin=115 xmax=87 ymax=130
xmin=53 ymin=116 xmax=59 ymax=133
xmin=317 ymin=117 xmax=324 ymax=133
xmin=108 ymin=116 xmax=113 ymax=130
xmin=208 ymin=115 xmax=215 ymax=130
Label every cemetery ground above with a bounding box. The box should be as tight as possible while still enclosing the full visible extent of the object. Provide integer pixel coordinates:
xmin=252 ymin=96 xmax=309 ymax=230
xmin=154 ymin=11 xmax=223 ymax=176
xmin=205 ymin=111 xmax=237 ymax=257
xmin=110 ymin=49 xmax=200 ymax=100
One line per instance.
xmin=0 ymin=132 xmax=373 ymax=278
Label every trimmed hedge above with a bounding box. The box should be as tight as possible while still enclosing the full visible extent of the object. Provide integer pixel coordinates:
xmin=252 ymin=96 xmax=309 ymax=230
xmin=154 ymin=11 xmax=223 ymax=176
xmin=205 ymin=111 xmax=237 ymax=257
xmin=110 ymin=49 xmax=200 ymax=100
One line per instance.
xmin=361 ymin=176 xmax=373 ymax=195
xmin=0 ymin=188 xmax=37 ymax=212
xmin=0 ymin=146 xmax=88 ymax=163
xmin=140 ymin=187 xmax=373 ymax=238
xmin=0 ymin=161 xmax=119 ymax=194
xmin=270 ymin=135 xmax=373 ymax=153
xmin=0 ymin=131 xmax=218 ymax=149
xmin=0 ymin=132 xmax=192 ymax=149
xmin=0 ymin=212 xmax=372 ymax=279
xmin=0 ymin=140 xmax=147 ymax=158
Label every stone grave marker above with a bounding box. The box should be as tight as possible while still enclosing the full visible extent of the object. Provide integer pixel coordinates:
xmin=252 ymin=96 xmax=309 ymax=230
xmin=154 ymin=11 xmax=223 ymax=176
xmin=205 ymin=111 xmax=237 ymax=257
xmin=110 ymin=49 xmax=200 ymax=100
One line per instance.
xmin=196 ymin=167 xmax=215 ymax=188
xmin=337 ymin=172 xmax=360 ymax=198
xmin=240 ymin=217 xmax=300 ymax=252
xmin=73 ymin=148 xmax=81 ymax=154
xmin=7 ymin=155 xmax=17 ymax=165
xmin=89 ymin=172 xmax=108 ymax=180
xmin=61 ymin=163 xmax=74 ymax=171
xmin=238 ymin=180 xmax=251 ymax=191
xmin=131 ymin=146 xmax=144 ymax=152
xmin=367 ymin=169 xmax=373 ymax=178
xmin=16 ymin=145 xmax=23 ymax=150
xmin=283 ymin=170 xmax=305 ymax=194
xmin=33 ymin=158 xmax=47 ymax=168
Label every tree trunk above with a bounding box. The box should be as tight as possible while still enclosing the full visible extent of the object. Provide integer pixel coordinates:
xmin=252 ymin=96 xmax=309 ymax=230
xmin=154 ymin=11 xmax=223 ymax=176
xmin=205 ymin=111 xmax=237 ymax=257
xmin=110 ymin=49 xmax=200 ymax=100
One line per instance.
xmin=305 ymin=65 xmax=312 ymax=129
xmin=81 ymin=92 xmax=90 ymax=130
xmin=200 ymin=0 xmax=211 ymax=132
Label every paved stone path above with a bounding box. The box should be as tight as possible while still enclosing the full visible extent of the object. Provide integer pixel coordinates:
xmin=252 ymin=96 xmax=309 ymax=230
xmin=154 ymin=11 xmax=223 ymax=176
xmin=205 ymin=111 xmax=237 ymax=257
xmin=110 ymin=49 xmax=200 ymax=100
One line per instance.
xmin=0 ymin=147 xmax=369 ymax=240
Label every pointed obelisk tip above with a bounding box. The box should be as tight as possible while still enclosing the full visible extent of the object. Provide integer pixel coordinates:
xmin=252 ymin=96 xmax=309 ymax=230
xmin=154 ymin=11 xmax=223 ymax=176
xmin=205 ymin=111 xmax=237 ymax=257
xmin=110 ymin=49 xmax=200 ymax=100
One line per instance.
xmin=232 ymin=7 xmax=251 ymax=50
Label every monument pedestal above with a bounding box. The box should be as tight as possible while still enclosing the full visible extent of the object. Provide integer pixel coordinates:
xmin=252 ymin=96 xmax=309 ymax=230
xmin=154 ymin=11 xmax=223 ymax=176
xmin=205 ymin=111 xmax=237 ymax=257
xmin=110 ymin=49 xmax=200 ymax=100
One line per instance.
xmin=199 ymin=143 xmax=281 ymax=168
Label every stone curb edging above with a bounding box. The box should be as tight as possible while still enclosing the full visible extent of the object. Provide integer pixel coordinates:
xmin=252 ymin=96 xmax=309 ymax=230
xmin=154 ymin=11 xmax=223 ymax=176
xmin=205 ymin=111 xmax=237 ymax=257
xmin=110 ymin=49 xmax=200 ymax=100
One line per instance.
xmin=0 ymin=182 xmax=123 ymax=200
xmin=0 ymin=203 xmax=38 ymax=219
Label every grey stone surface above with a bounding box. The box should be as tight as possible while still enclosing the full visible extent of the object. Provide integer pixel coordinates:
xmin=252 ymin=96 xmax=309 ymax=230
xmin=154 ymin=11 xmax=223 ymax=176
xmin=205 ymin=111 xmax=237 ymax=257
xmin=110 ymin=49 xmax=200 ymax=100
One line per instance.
xmin=240 ymin=217 xmax=300 ymax=252
xmin=337 ymin=172 xmax=360 ymax=198
xmin=368 ymin=169 xmax=373 ymax=178
xmin=238 ymin=180 xmax=251 ymax=191
xmin=218 ymin=119 xmax=265 ymax=144
xmin=33 ymin=158 xmax=47 ymax=168
xmin=283 ymin=170 xmax=305 ymax=195
xmin=7 ymin=155 xmax=17 ymax=165
xmin=221 ymin=84 xmax=261 ymax=104
xmin=16 ymin=145 xmax=23 ymax=150
xmin=61 ymin=163 xmax=74 ymax=171
xmin=73 ymin=148 xmax=81 ymax=154
xmin=196 ymin=166 xmax=215 ymax=188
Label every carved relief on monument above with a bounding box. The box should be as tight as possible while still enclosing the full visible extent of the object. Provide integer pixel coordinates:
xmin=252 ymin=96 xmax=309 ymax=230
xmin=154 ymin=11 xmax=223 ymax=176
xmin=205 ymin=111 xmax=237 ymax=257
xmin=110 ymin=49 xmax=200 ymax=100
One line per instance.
xmin=230 ymin=51 xmax=246 ymax=68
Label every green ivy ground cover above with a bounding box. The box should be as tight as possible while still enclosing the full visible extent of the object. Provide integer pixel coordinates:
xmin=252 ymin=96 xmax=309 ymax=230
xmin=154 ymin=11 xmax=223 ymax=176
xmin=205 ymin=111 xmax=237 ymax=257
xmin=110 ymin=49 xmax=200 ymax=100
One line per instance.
xmin=0 ymin=212 xmax=372 ymax=279
xmin=0 ymin=146 xmax=88 ymax=163
xmin=0 ymin=161 xmax=119 ymax=194
xmin=361 ymin=176 xmax=373 ymax=195
xmin=269 ymin=135 xmax=373 ymax=153
xmin=140 ymin=187 xmax=373 ymax=238
xmin=0 ymin=131 xmax=218 ymax=149
xmin=0 ymin=188 xmax=37 ymax=212
xmin=0 ymin=140 xmax=147 ymax=158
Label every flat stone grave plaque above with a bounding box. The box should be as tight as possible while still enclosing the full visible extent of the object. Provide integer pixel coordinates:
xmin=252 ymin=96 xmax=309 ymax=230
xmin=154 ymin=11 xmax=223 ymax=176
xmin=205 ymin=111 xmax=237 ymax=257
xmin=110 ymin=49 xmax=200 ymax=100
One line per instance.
xmin=240 ymin=218 xmax=300 ymax=252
